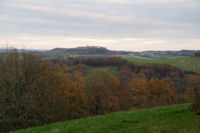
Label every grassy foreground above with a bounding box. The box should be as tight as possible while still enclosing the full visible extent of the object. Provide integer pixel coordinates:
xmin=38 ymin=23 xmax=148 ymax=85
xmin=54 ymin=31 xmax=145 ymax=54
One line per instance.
xmin=15 ymin=104 xmax=200 ymax=133
xmin=128 ymin=57 xmax=200 ymax=73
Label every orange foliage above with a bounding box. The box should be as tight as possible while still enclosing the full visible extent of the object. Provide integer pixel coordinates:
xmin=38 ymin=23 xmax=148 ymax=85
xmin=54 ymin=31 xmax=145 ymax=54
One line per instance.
xmin=85 ymin=70 xmax=120 ymax=115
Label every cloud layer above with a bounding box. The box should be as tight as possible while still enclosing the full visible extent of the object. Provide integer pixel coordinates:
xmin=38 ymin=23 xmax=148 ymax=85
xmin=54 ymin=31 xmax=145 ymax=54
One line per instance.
xmin=0 ymin=0 xmax=199 ymax=51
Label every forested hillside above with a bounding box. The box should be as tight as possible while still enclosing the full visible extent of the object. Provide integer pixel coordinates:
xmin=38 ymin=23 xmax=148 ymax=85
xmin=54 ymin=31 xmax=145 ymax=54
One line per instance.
xmin=0 ymin=50 xmax=199 ymax=132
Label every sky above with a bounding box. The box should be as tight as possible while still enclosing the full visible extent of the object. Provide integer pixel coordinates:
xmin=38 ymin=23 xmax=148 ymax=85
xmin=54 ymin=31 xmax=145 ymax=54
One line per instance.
xmin=0 ymin=0 xmax=200 ymax=51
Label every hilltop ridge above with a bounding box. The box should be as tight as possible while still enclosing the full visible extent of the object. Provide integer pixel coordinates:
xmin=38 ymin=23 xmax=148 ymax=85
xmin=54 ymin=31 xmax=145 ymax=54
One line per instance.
xmin=42 ymin=46 xmax=200 ymax=59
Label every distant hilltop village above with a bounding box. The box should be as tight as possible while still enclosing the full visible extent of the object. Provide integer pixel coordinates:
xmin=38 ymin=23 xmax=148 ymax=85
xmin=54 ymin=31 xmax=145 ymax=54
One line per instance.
xmin=41 ymin=46 xmax=200 ymax=59
xmin=53 ymin=46 xmax=106 ymax=50
xmin=44 ymin=46 xmax=122 ymax=58
xmin=77 ymin=46 xmax=105 ymax=49
xmin=1 ymin=45 xmax=199 ymax=59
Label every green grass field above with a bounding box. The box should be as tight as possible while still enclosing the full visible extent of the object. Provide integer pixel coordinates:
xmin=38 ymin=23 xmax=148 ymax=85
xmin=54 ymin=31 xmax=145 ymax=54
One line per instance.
xmin=68 ymin=65 xmax=120 ymax=78
xmin=15 ymin=104 xmax=200 ymax=133
xmin=128 ymin=57 xmax=200 ymax=73
xmin=85 ymin=66 xmax=119 ymax=77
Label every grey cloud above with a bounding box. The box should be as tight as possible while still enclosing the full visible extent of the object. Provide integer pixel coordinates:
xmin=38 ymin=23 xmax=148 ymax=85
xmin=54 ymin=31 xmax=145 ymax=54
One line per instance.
xmin=0 ymin=0 xmax=199 ymax=50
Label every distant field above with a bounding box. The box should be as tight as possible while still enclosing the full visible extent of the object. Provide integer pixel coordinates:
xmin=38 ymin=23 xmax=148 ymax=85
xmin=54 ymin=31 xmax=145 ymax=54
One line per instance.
xmin=15 ymin=104 xmax=200 ymax=133
xmin=121 ymin=54 xmax=186 ymax=59
xmin=128 ymin=57 xmax=200 ymax=73
xmin=68 ymin=66 xmax=120 ymax=77
xmin=85 ymin=66 xmax=119 ymax=77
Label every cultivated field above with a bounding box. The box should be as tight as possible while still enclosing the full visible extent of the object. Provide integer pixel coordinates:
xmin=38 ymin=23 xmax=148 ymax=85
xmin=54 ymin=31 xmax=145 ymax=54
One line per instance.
xmin=128 ymin=57 xmax=200 ymax=73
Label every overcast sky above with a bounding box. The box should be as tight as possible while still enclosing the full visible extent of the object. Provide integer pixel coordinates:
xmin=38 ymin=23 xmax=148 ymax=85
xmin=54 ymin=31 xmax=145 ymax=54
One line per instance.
xmin=0 ymin=0 xmax=200 ymax=51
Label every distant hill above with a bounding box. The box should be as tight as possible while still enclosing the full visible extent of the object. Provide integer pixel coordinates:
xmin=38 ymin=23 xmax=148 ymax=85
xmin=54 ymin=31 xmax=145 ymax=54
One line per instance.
xmin=41 ymin=46 xmax=200 ymax=59
xmin=0 ymin=47 xmax=16 ymax=52
xmin=0 ymin=48 xmax=45 ymax=52
xmin=134 ymin=50 xmax=200 ymax=58
xmin=1 ymin=46 xmax=199 ymax=59
xmin=42 ymin=46 xmax=129 ymax=58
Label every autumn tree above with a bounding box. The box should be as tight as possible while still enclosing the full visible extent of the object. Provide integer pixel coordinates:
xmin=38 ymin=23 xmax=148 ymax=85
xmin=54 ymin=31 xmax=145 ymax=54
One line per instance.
xmin=147 ymin=78 xmax=176 ymax=106
xmin=85 ymin=70 xmax=120 ymax=115
xmin=128 ymin=76 xmax=148 ymax=107
xmin=185 ymin=75 xmax=200 ymax=114
xmin=163 ymin=78 xmax=176 ymax=104
xmin=117 ymin=83 xmax=134 ymax=110
xmin=65 ymin=71 xmax=87 ymax=119
xmin=0 ymin=51 xmax=70 ymax=131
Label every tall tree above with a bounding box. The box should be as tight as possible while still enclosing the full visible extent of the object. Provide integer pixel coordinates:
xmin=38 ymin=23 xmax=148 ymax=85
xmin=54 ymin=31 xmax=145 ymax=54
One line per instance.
xmin=128 ymin=76 xmax=148 ymax=107
xmin=85 ymin=70 xmax=120 ymax=115
xmin=185 ymin=75 xmax=200 ymax=114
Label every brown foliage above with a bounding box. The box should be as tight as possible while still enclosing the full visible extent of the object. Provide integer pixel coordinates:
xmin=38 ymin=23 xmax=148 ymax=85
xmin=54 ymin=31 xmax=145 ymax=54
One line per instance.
xmin=0 ymin=51 xmax=85 ymax=132
xmin=185 ymin=75 xmax=200 ymax=114
xmin=85 ymin=70 xmax=120 ymax=115
xmin=147 ymin=78 xmax=176 ymax=106
xmin=0 ymin=51 xmax=197 ymax=132
xmin=128 ymin=76 xmax=148 ymax=107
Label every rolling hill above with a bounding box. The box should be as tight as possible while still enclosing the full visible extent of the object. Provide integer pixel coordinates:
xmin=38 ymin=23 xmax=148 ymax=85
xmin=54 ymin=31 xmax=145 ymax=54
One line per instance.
xmin=41 ymin=46 xmax=199 ymax=59
xmin=42 ymin=46 xmax=129 ymax=58
xmin=14 ymin=104 xmax=200 ymax=133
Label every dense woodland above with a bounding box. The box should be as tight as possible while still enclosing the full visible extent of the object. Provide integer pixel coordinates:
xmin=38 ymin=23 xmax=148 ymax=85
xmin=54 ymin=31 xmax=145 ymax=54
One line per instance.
xmin=0 ymin=50 xmax=199 ymax=132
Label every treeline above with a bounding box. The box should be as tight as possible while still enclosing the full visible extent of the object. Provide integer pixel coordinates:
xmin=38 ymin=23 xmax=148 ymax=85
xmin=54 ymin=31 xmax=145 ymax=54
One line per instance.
xmin=51 ymin=56 xmax=128 ymax=67
xmin=0 ymin=51 xmax=199 ymax=132
xmin=194 ymin=52 xmax=200 ymax=57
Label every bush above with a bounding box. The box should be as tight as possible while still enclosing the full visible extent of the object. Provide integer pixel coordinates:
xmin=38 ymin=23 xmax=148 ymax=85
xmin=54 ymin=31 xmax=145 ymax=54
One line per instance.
xmin=186 ymin=75 xmax=200 ymax=115
xmin=191 ymin=96 xmax=200 ymax=115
